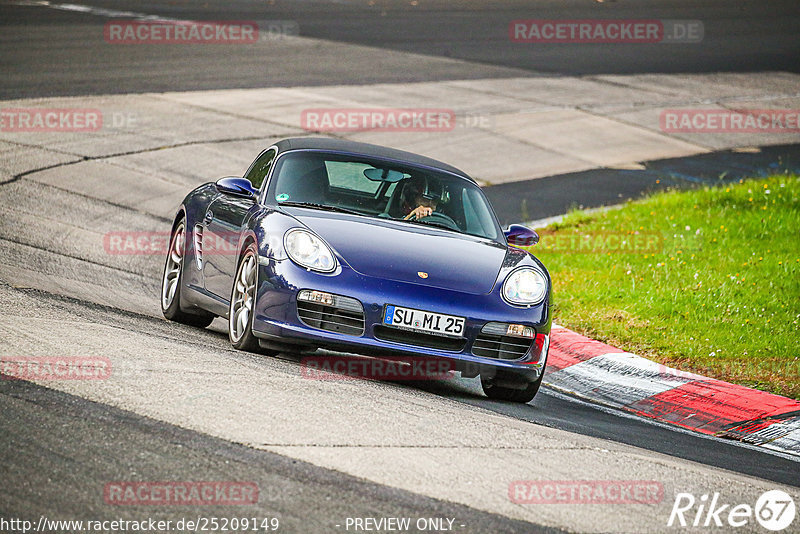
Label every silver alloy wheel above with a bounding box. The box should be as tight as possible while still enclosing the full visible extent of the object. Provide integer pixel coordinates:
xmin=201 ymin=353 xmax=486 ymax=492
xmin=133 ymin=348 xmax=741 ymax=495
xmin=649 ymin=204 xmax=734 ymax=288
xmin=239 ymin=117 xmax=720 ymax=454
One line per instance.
xmin=161 ymin=223 xmax=185 ymax=311
xmin=230 ymin=252 xmax=256 ymax=342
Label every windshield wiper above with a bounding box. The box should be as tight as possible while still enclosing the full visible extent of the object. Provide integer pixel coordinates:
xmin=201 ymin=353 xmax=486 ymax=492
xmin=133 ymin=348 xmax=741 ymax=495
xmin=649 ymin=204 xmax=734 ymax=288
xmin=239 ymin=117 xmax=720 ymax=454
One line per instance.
xmin=278 ymin=201 xmax=363 ymax=217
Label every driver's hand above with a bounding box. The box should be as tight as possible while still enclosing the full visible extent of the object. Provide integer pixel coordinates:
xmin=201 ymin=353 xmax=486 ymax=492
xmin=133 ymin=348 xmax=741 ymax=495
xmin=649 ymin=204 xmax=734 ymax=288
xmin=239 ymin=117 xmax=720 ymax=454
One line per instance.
xmin=405 ymin=205 xmax=433 ymax=220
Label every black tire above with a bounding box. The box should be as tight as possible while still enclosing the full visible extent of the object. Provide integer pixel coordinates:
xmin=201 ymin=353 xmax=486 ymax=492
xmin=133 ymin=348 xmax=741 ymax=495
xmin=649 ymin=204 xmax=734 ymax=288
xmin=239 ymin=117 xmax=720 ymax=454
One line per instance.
xmin=481 ymin=370 xmax=544 ymax=403
xmin=161 ymin=219 xmax=215 ymax=328
xmin=228 ymin=243 xmax=261 ymax=352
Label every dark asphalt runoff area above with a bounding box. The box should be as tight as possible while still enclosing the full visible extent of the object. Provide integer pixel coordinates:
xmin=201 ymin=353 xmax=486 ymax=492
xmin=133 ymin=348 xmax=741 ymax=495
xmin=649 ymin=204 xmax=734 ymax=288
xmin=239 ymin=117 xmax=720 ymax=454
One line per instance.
xmin=1 ymin=0 xmax=799 ymax=98
xmin=0 ymin=377 xmax=560 ymax=534
xmin=0 ymin=286 xmax=796 ymax=530
xmin=2 ymin=0 xmax=799 ymax=531
xmin=485 ymin=143 xmax=800 ymax=225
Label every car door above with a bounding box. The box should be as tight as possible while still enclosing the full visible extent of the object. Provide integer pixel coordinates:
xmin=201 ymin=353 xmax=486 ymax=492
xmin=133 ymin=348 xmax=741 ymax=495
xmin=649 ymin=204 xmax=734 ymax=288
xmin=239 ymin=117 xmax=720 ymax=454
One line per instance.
xmin=201 ymin=196 xmax=257 ymax=300
xmin=202 ymin=149 xmax=276 ymax=300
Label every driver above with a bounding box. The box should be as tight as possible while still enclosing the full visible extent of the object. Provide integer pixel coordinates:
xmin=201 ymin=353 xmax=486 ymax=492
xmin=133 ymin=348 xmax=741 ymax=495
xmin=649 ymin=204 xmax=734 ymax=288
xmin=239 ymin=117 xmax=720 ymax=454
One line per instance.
xmin=401 ymin=176 xmax=443 ymax=220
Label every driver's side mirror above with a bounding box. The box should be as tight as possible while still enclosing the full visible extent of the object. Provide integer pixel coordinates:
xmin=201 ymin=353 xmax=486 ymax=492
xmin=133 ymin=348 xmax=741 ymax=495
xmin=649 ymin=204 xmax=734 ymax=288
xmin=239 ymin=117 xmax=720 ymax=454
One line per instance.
xmin=505 ymin=224 xmax=539 ymax=247
xmin=215 ymin=177 xmax=258 ymax=200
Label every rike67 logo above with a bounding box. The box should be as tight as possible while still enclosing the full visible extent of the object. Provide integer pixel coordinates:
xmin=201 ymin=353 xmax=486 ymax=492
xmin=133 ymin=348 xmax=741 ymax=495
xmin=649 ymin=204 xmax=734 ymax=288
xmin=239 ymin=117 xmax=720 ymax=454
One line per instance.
xmin=668 ymin=490 xmax=796 ymax=531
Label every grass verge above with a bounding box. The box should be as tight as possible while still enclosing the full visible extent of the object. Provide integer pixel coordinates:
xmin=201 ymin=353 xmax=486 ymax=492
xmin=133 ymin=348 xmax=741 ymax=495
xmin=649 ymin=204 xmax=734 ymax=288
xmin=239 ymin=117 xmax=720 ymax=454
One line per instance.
xmin=526 ymin=174 xmax=799 ymax=399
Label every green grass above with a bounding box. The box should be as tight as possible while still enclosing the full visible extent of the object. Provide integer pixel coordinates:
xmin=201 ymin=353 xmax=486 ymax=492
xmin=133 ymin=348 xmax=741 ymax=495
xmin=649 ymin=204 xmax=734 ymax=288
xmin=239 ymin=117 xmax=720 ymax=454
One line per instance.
xmin=526 ymin=174 xmax=800 ymax=399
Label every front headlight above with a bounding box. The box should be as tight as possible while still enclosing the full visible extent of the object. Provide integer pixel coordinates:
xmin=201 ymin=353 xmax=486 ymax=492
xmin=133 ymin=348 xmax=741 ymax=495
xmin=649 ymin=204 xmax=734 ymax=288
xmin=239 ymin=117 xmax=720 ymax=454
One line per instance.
xmin=284 ymin=229 xmax=337 ymax=273
xmin=502 ymin=267 xmax=547 ymax=305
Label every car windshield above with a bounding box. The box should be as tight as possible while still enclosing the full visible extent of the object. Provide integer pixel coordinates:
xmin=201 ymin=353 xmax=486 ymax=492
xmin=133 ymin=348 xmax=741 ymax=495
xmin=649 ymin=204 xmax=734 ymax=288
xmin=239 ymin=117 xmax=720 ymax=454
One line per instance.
xmin=266 ymin=150 xmax=503 ymax=242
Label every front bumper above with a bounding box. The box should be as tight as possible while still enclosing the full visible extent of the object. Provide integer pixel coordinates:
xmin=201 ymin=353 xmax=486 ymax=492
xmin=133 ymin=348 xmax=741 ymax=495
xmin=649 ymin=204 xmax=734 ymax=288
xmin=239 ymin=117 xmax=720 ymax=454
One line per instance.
xmin=252 ymin=257 xmax=551 ymax=381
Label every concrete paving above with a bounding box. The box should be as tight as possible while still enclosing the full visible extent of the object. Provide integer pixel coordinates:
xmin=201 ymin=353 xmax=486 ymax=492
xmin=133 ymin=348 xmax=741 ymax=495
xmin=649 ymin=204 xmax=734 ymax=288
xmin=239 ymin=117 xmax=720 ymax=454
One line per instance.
xmin=0 ymin=284 xmax=796 ymax=533
xmin=3 ymin=0 xmax=799 ymax=99
xmin=2 ymin=72 xmax=799 ymax=189
xmin=1 ymin=377 xmax=556 ymax=534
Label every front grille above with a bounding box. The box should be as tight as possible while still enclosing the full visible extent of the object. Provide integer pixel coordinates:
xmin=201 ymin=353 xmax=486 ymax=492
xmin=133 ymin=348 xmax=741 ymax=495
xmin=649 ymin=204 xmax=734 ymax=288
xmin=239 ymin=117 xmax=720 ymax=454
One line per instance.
xmin=297 ymin=298 xmax=365 ymax=336
xmin=472 ymin=334 xmax=533 ymax=360
xmin=373 ymin=325 xmax=466 ymax=352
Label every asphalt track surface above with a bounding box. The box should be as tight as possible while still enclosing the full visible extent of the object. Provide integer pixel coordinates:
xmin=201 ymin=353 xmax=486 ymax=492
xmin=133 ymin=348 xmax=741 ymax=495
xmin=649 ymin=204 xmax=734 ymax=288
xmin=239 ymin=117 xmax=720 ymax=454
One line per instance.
xmin=0 ymin=377 xmax=559 ymax=534
xmin=485 ymin=143 xmax=800 ymax=225
xmin=1 ymin=1 xmax=800 ymax=532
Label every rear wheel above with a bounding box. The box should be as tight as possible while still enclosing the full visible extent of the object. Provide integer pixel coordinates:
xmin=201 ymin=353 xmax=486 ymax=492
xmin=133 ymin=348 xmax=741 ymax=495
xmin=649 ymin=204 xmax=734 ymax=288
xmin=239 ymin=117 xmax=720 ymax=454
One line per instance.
xmin=481 ymin=370 xmax=544 ymax=403
xmin=229 ymin=244 xmax=261 ymax=352
xmin=161 ymin=219 xmax=214 ymax=327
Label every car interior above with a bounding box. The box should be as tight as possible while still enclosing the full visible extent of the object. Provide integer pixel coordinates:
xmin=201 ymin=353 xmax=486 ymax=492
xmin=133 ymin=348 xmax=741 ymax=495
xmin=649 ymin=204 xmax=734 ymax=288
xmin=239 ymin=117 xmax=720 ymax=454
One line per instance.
xmin=269 ymin=152 xmax=499 ymax=240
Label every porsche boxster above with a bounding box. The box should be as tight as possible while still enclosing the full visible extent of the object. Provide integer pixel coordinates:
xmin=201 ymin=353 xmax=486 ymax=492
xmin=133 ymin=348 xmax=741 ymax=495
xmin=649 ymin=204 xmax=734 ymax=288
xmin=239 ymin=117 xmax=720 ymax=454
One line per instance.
xmin=161 ymin=137 xmax=552 ymax=402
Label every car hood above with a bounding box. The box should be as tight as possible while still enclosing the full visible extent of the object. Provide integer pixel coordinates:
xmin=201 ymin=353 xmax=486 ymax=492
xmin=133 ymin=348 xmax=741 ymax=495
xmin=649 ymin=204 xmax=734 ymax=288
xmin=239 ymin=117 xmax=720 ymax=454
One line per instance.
xmin=284 ymin=208 xmax=507 ymax=294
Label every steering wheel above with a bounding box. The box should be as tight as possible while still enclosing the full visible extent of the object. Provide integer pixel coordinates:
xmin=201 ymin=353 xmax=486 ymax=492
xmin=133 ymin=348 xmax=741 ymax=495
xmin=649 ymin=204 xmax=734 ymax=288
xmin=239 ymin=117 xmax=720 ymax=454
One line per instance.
xmin=415 ymin=211 xmax=460 ymax=231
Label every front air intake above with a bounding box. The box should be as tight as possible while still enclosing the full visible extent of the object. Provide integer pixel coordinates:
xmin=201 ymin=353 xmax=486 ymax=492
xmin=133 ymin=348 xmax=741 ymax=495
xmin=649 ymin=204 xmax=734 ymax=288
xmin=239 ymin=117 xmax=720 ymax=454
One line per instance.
xmin=296 ymin=291 xmax=365 ymax=336
xmin=472 ymin=333 xmax=533 ymax=360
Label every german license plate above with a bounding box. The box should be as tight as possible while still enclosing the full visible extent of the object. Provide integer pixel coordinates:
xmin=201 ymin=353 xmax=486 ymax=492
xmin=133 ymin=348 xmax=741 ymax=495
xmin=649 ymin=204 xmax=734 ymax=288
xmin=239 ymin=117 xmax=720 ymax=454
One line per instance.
xmin=383 ymin=305 xmax=465 ymax=337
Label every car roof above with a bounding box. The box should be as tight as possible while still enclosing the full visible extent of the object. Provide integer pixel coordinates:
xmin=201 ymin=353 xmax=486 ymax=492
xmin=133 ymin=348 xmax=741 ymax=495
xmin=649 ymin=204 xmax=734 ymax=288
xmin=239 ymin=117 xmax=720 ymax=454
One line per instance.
xmin=274 ymin=137 xmax=473 ymax=182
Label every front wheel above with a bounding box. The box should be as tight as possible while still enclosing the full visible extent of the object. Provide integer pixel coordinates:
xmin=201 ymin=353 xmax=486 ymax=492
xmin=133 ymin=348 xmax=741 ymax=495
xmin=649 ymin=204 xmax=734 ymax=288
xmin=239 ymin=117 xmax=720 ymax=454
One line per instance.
xmin=481 ymin=370 xmax=544 ymax=403
xmin=229 ymin=244 xmax=261 ymax=352
xmin=161 ymin=219 xmax=214 ymax=327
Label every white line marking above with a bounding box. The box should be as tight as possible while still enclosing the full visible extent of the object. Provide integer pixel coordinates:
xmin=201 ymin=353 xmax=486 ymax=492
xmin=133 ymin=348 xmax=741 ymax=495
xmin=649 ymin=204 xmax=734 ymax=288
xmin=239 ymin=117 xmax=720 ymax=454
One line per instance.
xmin=545 ymin=351 xmax=694 ymax=407
xmin=11 ymin=0 xmax=189 ymax=23
xmin=542 ymin=387 xmax=800 ymax=462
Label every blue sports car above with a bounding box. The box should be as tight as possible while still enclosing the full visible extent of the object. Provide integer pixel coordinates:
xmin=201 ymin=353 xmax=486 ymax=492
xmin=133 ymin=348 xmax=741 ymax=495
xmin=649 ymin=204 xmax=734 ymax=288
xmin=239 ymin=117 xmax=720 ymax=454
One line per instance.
xmin=161 ymin=138 xmax=552 ymax=402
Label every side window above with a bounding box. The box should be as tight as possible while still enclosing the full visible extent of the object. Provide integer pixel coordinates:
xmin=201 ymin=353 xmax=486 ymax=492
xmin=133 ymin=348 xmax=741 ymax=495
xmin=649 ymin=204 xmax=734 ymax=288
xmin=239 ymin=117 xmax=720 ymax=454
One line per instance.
xmin=245 ymin=149 xmax=276 ymax=190
xmin=463 ymin=188 xmax=498 ymax=240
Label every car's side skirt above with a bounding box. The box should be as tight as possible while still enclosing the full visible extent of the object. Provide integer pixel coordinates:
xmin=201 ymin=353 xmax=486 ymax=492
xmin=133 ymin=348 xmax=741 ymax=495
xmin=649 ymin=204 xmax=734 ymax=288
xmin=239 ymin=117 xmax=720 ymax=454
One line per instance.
xmin=184 ymin=283 xmax=229 ymax=318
